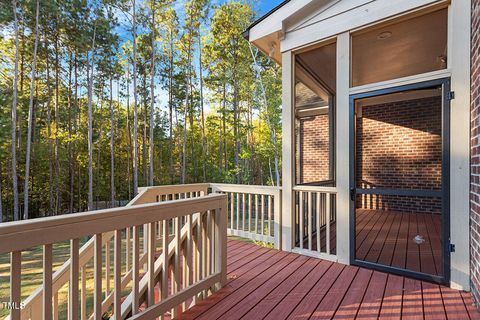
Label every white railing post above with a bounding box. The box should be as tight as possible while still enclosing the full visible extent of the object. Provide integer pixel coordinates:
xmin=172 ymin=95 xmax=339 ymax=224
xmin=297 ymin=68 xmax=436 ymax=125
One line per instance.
xmin=273 ymin=189 xmax=282 ymax=250
xmin=3 ymin=185 xmax=226 ymax=320
xmin=43 ymin=244 xmax=52 ymax=319
xmin=281 ymin=50 xmax=294 ymax=252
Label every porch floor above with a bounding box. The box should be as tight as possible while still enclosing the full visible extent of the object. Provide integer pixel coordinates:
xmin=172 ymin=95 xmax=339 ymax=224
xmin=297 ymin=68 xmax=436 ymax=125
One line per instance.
xmin=356 ymin=209 xmax=442 ymax=276
xmin=180 ymin=239 xmax=479 ymax=320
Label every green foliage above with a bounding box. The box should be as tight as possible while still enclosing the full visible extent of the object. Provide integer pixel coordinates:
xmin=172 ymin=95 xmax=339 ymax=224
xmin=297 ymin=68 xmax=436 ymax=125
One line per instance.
xmin=0 ymin=0 xmax=282 ymax=220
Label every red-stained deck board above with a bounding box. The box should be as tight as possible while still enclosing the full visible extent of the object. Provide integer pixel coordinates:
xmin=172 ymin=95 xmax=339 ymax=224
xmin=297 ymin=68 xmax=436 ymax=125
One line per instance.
xmin=333 ymin=267 xmax=373 ymax=319
xmin=309 ymin=265 xmax=359 ymax=320
xmin=240 ymin=257 xmax=321 ymax=320
xmin=179 ymin=240 xmax=479 ymax=320
xmin=377 ymin=212 xmax=403 ymax=266
xmin=402 ymin=277 xmax=424 ymax=320
xmin=226 ymin=241 xmax=263 ymax=266
xmin=357 ymin=210 xmax=390 ymax=260
xmin=180 ymin=250 xmax=288 ymax=319
xmin=204 ymin=255 xmax=310 ymax=320
xmin=364 ymin=211 xmax=396 ymax=263
xmin=355 ymin=271 xmax=388 ymax=319
xmin=422 ymin=281 xmax=447 ymax=320
xmin=357 ymin=210 xmax=442 ymax=276
xmin=378 ymin=274 xmax=404 ymax=320
xmin=227 ymin=246 xmax=272 ymax=272
xmin=261 ymin=260 xmax=334 ymax=320
xmin=461 ymin=291 xmax=480 ymax=320
xmin=196 ymin=253 xmax=302 ymax=320
xmin=286 ymin=263 xmax=345 ymax=319
xmin=440 ymin=286 xmax=471 ymax=320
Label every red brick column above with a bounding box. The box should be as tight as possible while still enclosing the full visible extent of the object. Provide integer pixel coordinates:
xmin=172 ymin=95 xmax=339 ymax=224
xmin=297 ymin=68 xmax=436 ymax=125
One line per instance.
xmin=471 ymin=0 xmax=480 ymax=305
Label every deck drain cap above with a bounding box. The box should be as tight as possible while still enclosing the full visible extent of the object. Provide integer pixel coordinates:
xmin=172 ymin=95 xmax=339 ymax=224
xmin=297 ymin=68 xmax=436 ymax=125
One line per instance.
xmin=413 ymin=234 xmax=425 ymax=244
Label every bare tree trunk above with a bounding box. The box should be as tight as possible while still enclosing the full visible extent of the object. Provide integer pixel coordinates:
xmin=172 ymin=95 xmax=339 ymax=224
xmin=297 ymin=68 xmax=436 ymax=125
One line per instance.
xmin=126 ymin=69 xmax=132 ymax=200
xmin=198 ymin=36 xmax=207 ymax=182
xmin=23 ymin=0 xmax=40 ymax=219
xmin=149 ymin=2 xmax=155 ymax=186
xmin=72 ymin=53 xmax=78 ymax=212
xmin=11 ymin=0 xmax=20 ymax=220
xmin=46 ymin=41 xmax=54 ymax=215
xmin=87 ymin=25 xmax=97 ymax=211
xmin=54 ymin=30 xmax=60 ymax=214
xmin=181 ymin=101 xmax=188 ymax=184
xmin=222 ymin=83 xmax=228 ymax=172
xmin=233 ymin=85 xmax=240 ymax=184
xmin=181 ymin=49 xmax=192 ymax=184
xmin=249 ymin=46 xmax=281 ymax=186
xmin=143 ymin=79 xmax=148 ymax=184
xmin=132 ymin=0 xmax=139 ymax=195
xmin=168 ymin=32 xmax=174 ymax=184
xmin=67 ymin=51 xmax=73 ymax=213
xmin=0 ymin=162 xmax=3 ymax=222
xmin=110 ymin=75 xmax=115 ymax=207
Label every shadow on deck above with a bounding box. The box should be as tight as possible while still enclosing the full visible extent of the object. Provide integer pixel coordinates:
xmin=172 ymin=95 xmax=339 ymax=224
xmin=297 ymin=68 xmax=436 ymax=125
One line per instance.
xmin=180 ymin=239 xmax=480 ymax=320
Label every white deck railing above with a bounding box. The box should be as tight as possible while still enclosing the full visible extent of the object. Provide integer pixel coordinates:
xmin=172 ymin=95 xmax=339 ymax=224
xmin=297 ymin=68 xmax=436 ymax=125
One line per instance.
xmin=1 ymin=184 xmax=227 ymax=320
xmin=3 ymin=183 xmax=284 ymax=319
xmin=210 ymin=184 xmax=282 ymax=249
xmin=293 ymin=185 xmax=337 ymax=259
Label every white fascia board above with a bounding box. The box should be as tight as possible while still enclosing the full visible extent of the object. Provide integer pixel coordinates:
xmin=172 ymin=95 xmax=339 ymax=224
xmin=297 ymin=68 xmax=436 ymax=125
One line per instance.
xmin=248 ymin=0 xmax=313 ymax=42
xmin=280 ymin=0 xmax=444 ymax=52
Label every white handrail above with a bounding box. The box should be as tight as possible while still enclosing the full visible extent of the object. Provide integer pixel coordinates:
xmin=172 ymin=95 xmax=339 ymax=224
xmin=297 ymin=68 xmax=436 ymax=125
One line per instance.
xmin=4 ymin=184 xmax=224 ymax=320
xmin=210 ymin=183 xmax=282 ymax=249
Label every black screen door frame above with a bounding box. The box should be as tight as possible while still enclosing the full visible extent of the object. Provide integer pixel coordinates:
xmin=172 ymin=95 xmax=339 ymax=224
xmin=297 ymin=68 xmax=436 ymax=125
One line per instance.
xmin=348 ymin=78 xmax=451 ymax=285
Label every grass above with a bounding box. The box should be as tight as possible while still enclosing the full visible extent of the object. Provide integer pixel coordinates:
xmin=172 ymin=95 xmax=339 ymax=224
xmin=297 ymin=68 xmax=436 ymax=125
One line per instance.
xmin=0 ymin=234 xmax=141 ymax=319
xmin=0 ymin=239 xmax=87 ymax=318
xmin=0 ymin=228 xmax=270 ymax=318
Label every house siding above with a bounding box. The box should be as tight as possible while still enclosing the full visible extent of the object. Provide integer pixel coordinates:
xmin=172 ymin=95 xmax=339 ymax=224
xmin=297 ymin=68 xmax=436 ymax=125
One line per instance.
xmin=471 ymin=0 xmax=480 ymax=306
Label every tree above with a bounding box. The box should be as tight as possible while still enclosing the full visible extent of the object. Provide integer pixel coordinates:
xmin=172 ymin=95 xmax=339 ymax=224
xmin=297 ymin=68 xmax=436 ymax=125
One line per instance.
xmin=132 ymin=0 xmax=139 ymax=195
xmin=158 ymin=7 xmax=179 ymax=184
xmin=249 ymin=45 xmax=281 ymax=186
xmin=23 ymin=0 xmax=40 ymax=219
xmin=11 ymin=0 xmax=20 ymax=220
xmin=204 ymin=2 xmax=255 ymax=183
xmin=0 ymin=0 xmax=284 ymax=220
xmin=87 ymin=22 xmax=97 ymax=211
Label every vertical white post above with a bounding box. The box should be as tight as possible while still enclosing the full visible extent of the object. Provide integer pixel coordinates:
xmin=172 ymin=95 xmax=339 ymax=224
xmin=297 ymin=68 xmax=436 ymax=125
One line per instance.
xmin=114 ymin=230 xmax=122 ymax=319
xmin=336 ymin=32 xmax=351 ymax=264
xmin=273 ymin=189 xmax=282 ymax=249
xmin=10 ymin=252 xmax=21 ymax=320
xmin=43 ymin=245 xmax=53 ymax=320
xmin=94 ymin=234 xmax=103 ymax=320
xmin=70 ymin=239 xmax=79 ymax=320
xmin=449 ymin=0 xmax=471 ymax=290
xmin=281 ymin=50 xmax=294 ymax=251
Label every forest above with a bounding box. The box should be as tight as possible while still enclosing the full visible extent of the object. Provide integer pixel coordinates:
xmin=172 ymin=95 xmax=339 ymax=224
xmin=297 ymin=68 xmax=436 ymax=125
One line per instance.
xmin=0 ymin=0 xmax=282 ymax=222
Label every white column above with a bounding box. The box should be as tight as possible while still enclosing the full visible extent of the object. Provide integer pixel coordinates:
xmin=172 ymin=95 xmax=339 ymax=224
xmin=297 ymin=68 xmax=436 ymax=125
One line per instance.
xmin=281 ymin=50 xmax=294 ymax=251
xmin=335 ymin=32 xmax=351 ymax=265
xmin=449 ymin=0 xmax=471 ymax=290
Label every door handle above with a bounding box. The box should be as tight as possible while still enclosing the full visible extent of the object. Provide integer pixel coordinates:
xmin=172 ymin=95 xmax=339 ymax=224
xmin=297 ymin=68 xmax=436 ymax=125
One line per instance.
xmin=350 ymin=188 xmax=355 ymax=201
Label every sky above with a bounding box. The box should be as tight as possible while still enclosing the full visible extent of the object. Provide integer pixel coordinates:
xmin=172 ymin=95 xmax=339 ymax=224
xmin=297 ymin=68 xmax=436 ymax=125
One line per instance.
xmin=114 ymin=0 xmax=286 ymax=114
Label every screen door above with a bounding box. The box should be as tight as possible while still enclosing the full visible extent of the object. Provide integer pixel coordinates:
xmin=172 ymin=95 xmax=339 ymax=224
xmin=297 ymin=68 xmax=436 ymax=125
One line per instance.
xmin=350 ymin=79 xmax=451 ymax=284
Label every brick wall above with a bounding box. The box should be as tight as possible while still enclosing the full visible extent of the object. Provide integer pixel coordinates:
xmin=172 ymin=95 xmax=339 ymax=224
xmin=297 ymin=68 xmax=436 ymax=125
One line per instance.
xmin=297 ymin=113 xmax=330 ymax=184
xmin=356 ymin=96 xmax=442 ymax=214
xmin=471 ymin=0 xmax=480 ymax=306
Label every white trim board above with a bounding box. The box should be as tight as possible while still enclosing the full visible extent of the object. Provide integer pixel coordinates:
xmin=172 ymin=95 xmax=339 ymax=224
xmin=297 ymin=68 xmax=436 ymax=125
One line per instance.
xmin=280 ymin=0 xmax=446 ymax=53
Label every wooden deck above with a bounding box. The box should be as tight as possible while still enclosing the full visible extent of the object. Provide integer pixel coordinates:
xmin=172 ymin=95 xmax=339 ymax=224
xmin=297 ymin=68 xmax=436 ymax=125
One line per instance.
xmin=180 ymin=239 xmax=480 ymax=320
xmin=356 ymin=209 xmax=442 ymax=276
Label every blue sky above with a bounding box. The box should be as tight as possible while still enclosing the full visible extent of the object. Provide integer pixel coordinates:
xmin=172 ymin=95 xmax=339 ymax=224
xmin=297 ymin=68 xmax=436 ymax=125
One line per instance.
xmin=112 ymin=0 xmax=285 ymax=112
xmin=256 ymin=0 xmax=285 ymax=16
